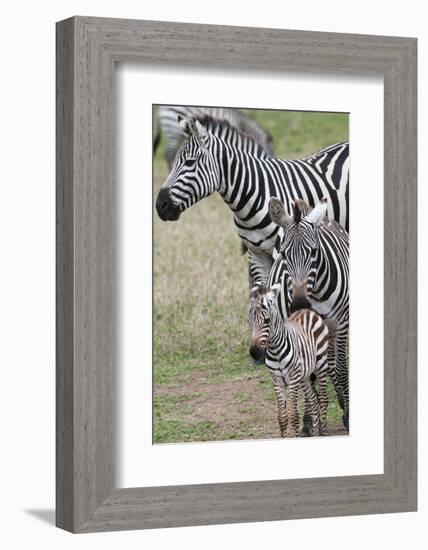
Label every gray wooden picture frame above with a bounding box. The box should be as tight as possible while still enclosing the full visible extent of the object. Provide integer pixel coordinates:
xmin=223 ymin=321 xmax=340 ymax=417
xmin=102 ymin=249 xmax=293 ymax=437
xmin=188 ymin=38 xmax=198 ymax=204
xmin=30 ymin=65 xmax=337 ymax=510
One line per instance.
xmin=56 ymin=16 xmax=417 ymax=533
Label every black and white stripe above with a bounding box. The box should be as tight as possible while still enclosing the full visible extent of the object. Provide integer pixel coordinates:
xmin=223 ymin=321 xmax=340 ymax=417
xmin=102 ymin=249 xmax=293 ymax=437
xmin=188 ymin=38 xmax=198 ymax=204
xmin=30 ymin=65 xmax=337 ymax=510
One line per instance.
xmin=154 ymin=105 xmax=274 ymax=168
xmin=249 ymin=284 xmax=330 ymax=437
xmin=155 ymin=116 xmax=349 ymax=288
xmin=268 ymin=197 xmax=349 ymax=430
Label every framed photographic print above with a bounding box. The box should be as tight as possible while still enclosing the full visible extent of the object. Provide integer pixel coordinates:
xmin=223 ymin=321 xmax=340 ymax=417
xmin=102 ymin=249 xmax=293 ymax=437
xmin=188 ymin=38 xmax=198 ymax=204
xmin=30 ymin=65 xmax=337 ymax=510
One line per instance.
xmin=56 ymin=16 xmax=417 ymax=533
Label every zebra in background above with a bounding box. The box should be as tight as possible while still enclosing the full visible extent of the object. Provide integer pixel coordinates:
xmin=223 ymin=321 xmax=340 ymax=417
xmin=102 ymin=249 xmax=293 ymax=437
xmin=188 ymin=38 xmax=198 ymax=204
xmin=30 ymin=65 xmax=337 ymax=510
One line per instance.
xmin=249 ymin=284 xmax=330 ymax=437
xmin=268 ymin=197 xmax=349 ymax=429
xmin=155 ymin=115 xmax=349 ymax=289
xmin=154 ymin=105 xmax=274 ymax=168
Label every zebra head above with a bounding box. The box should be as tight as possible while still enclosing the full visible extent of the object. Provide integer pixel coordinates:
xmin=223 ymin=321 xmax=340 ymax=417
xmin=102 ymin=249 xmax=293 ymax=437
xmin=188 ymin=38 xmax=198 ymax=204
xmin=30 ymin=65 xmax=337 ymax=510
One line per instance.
xmin=248 ymin=283 xmax=281 ymax=361
xmin=269 ymin=197 xmax=328 ymax=313
xmin=155 ymin=116 xmax=221 ymax=221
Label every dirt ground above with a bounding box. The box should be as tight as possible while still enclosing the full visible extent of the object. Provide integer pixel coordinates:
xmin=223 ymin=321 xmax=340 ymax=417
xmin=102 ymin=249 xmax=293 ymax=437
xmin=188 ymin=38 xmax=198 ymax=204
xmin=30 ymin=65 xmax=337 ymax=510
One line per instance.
xmin=154 ymin=367 xmax=348 ymax=443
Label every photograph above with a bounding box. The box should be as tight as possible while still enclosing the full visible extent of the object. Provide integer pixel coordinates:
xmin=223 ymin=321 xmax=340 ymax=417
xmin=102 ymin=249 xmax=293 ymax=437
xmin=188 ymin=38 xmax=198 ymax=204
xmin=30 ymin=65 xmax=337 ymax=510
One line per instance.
xmin=153 ymin=105 xmax=349 ymax=443
xmin=0 ymin=2 xmax=418 ymax=542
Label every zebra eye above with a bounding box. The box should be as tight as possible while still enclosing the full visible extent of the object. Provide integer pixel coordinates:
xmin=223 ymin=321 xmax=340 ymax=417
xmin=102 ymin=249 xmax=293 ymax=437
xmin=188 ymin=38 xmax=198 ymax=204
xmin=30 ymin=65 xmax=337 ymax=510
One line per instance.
xmin=184 ymin=158 xmax=196 ymax=167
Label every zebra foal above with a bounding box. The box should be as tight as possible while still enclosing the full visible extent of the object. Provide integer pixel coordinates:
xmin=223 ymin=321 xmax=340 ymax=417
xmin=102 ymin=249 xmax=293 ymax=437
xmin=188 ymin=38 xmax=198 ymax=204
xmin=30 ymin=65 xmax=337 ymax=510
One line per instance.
xmin=249 ymin=284 xmax=330 ymax=437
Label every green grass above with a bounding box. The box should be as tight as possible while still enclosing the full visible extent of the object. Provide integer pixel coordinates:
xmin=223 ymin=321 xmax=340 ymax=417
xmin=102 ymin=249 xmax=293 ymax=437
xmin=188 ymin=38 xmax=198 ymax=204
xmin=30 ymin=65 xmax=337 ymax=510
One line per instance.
xmin=154 ymin=419 xmax=216 ymax=444
xmin=153 ymin=107 xmax=348 ymax=443
xmin=153 ymin=342 xmax=251 ymax=386
xmin=242 ymin=109 xmax=349 ymax=158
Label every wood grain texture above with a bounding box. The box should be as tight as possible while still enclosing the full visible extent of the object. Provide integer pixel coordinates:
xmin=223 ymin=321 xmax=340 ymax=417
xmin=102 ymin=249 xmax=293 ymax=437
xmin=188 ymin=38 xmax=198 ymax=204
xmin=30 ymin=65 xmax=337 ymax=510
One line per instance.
xmin=56 ymin=17 xmax=75 ymax=532
xmin=56 ymin=16 xmax=417 ymax=533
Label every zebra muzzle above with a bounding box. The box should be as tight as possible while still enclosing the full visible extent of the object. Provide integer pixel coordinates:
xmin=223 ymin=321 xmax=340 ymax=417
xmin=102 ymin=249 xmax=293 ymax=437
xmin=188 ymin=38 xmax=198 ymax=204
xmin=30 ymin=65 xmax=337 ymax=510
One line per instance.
xmin=155 ymin=188 xmax=181 ymax=221
xmin=249 ymin=342 xmax=266 ymax=362
xmin=290 ymin=283 xmax=311 ymax=313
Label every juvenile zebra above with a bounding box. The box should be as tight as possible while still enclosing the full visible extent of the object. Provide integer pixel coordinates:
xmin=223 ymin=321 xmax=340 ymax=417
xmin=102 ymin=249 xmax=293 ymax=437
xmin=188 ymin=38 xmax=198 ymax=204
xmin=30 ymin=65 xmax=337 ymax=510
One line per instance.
xmin=249 ymin=284 xmax=330 ymax=437
xmin=154 ymin=105 xmax=274 ymax=167
xmin=268 ymin=197 xmax=349 ymax=429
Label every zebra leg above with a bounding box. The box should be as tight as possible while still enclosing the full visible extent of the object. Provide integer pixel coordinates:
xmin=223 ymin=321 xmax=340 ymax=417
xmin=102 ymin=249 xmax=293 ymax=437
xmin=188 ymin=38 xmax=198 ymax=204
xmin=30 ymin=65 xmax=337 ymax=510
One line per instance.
xmin=247 ymin=249 xmax=273 ymax=289
xmin=272 ymin=378 xmax=288 ymax=437
xmin=301 ymin=373 xmax=318 ymax=436
xmin=317 ymin=369 xmax=329 ymax=436
xmin=328 ymin=338 xmax=345 ymax=411
xmin=301 ymin=379 xmax=320 ymax=437
xmin=336 ymin=333 xmax=349 ymax=430
xmin=285 ymin=383 xmax=299 ymax=438
xmin=247 ymin=253 xmax=260 ymax=296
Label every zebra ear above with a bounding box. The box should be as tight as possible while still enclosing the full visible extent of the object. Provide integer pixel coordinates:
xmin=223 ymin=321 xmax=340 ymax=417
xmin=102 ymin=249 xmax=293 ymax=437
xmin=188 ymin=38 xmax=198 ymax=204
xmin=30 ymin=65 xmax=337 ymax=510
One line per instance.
xmin=306 ymin=197 xmax=327 ymax=226
xmin=267 ymin=283 xmax=281 ymax=300
xmin=178 ymin=115 xmax=193 ymax=137
xmin=269 ymin=197 xmax=291 ymax=228
xmin=179 ymin=116 xmax=209 ymax=147
xmin=194 ymin=120 xmax=209 ymax=148
xmin=293 ymin=199 xmax=312 ymax=218
xmin=250 ymin=284 xmax=265 ymax=300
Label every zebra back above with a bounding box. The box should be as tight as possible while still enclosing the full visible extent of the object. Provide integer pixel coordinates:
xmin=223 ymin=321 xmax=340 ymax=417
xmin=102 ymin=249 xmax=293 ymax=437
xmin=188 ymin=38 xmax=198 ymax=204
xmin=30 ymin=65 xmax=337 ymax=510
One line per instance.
xmin=156 ymin=105 xmax=274 ymax=167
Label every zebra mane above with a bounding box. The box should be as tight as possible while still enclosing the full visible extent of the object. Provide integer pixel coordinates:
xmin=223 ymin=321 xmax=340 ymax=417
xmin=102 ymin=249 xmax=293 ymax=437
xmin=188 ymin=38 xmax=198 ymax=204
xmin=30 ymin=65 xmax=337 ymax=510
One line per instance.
xmin=293 ymin=202 xmax=302 ymax=224
xmin=196 ymin=114 xmax=271 ymax=158
xmin=249 ymin=284 xmax=268 ymax=299
xmin=293 ymin=199 xmax=312 ymax=224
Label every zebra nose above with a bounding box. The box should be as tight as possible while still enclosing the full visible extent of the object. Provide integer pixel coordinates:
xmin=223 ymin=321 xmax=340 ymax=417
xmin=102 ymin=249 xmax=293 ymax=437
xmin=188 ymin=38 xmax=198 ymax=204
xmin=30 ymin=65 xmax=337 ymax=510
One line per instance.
xmin=290 ymin=283 xmax=310 ymax=313
xmin=249 ymin=344 xmax=265 ymax=361
xmin=156 ymin=188 xmax=171 ymax=214
xmin=290 ymin=296 xmax=311 ymax=313
xmin=158 ymin=199 xmax=169 ymax=214
xmin=156 ymin=188 xmax=181 ymax=221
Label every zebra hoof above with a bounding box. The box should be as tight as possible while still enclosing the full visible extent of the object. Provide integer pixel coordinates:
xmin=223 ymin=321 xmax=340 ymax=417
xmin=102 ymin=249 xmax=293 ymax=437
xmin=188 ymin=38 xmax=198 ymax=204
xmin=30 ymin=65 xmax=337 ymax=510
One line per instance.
xmin=342 ymin=413 xmax=349 ymax=431
xmin=301 ymin=413 xmax=313 ymax=437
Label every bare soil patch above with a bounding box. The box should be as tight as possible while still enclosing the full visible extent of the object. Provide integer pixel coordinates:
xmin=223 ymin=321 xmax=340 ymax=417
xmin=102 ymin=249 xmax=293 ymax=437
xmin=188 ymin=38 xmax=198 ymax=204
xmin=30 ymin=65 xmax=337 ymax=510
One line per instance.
xmin=155 ymin=369 xmax=347 ymax=442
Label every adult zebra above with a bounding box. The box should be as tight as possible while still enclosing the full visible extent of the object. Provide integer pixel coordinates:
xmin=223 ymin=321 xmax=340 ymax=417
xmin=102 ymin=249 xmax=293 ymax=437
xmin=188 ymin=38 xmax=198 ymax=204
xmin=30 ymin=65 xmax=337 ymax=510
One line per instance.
xmin=156 ymin=115 xmax=349 ymax=288
xmin=268 ymin=197 xmax=349 ymax=429
xmin=154 ymin=105 xmax=274 ymax=168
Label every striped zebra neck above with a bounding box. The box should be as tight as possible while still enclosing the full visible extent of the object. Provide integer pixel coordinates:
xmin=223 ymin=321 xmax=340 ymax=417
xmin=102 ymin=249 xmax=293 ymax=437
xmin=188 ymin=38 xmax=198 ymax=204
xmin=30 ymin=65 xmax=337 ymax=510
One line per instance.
xmin=266 ymin=321 xmax=301 ymax=380
xmin=215 ymin=146 xmax=281 ymax=255
xmin=267 ymin=304 xmax=294 ymax=356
